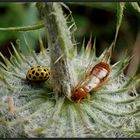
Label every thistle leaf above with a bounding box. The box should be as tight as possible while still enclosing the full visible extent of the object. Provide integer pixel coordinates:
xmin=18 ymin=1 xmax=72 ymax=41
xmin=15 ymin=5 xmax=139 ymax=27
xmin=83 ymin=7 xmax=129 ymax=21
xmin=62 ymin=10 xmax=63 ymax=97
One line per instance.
xmin=114 ymin=2 xmax=125 ymax=49
xmin=130 ymin=2 xmax=140 ymax=13
xmin=0 ymin=2 xmax=140 ymax=138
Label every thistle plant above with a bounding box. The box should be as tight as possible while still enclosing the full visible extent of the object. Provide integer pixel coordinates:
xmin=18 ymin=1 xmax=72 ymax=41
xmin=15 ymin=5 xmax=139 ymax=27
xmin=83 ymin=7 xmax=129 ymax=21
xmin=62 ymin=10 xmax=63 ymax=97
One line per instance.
xmin=0 ymin=2 xmax=140 ymax=138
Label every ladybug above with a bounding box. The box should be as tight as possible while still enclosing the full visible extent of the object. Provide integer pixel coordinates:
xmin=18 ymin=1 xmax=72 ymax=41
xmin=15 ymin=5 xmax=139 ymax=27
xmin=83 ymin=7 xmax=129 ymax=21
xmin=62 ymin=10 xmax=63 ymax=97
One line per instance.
xmin=26 ymin=66 xmax=50 ymax=82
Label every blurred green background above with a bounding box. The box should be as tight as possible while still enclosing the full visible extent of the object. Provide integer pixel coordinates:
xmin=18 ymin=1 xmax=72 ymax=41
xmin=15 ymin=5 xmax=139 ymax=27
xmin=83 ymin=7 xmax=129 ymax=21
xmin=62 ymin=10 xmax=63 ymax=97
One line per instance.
xmin=0 ymin=2 xmax=140 ymax=78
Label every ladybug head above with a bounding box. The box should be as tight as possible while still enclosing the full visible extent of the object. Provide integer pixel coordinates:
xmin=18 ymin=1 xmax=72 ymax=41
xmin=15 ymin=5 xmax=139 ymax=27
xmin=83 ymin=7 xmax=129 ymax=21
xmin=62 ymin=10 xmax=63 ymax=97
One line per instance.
xmin=71 ymin=87 xmax=87 ymax=102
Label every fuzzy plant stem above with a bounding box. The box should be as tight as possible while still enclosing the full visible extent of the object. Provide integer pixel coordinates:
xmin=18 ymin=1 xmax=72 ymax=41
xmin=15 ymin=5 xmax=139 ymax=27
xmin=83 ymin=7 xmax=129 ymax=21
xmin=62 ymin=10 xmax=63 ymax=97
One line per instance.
xmin=43 ymin=3 xmax=76 ymax=98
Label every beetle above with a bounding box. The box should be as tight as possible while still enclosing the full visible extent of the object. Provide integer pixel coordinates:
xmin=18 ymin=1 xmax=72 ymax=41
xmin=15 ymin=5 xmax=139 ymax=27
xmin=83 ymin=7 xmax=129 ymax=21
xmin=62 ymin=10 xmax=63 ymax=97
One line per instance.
xmin=71 ymin=49 xmax=112 ymax=103
xmin=26 ymin=66 xmax=50 ymax=82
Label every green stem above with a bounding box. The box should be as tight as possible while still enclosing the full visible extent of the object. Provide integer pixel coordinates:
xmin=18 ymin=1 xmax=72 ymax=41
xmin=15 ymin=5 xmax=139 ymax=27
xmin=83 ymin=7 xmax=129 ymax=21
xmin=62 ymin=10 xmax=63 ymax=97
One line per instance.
xmin=43 ymin=3 xmax=76 ymax=98
xmin=0 ymin=21 xmax=44 ymax=32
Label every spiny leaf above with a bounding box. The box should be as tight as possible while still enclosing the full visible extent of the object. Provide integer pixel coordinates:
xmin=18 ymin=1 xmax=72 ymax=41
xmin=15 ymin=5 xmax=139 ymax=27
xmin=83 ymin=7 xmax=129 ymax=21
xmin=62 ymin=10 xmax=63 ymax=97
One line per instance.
xmin=113 ymin=2 xmax=125 ymax=50
xmin=123 ymin=74 xmax=140 ymax=89
xmin=92 ymin=37 xmax=96 ymax=59
xmin=0 ymin=52 xmax=13 ymax=68
xmin=80 ymin=38 xmax=85 ymax=56
xmin=130 ymin=2 xmax=140 ymax=13
xmin=39 ymin=36 xmax=46 ymax=56
xmin=23 ymin=35 xmax=42 ymax=65
xmin=10 ymin=42 xmax=22 ymax=64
